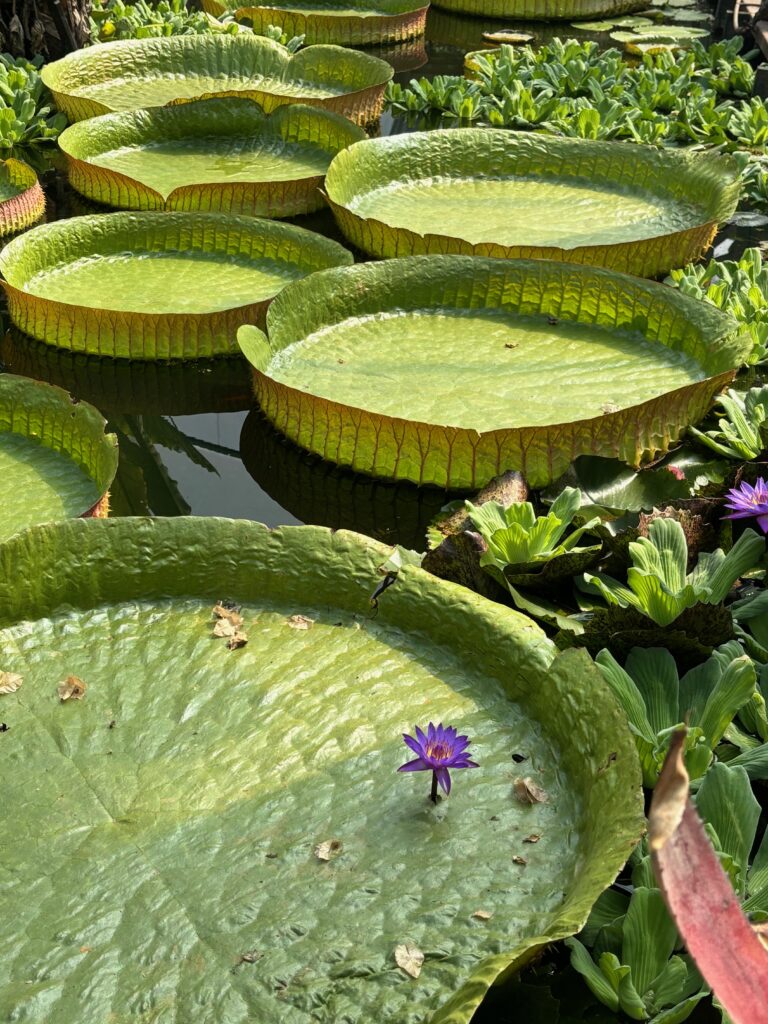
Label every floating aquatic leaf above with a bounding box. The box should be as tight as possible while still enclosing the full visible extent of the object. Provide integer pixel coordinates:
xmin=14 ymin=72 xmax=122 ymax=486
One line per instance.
xmin=514 ymin=777 xmax=549 ymax=804
xmin=482 ymin=30 xmax=533 ymax=42
xmin=231 ymin=0 xmax=428 ymax=47
xmin=394 ymin=943 xmax=424 ymax=978
xmin=57 ymin=675 xmax=87 ymax=701
xmin=0 ymin=672 xmax=22 ymax=694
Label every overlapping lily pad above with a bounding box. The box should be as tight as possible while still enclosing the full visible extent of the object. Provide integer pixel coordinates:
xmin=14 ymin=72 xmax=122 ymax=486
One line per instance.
xmin=237 ymin=255 xmax=749 ymax=489
xmin=430 ymin=0 xmax=645 ymax=20
xmin=0 ymin=211 xmax=352 ymax=359
xmin=0 ymin=159 xmax=45 ymax=236
xmin=324 ymin=129 xmax=741 ymax=277
xmin=227 ymin=0 xmax=427 ymax=46
xmin=40 ymin=34 xmax=394 ymax=126
xmin=0 ymin=374 xmax=117 ymax=542
xmin=58 ymin=98 xmax=366 ymax=217
xmin=0 ymin=515 xmax=643 ymax=1023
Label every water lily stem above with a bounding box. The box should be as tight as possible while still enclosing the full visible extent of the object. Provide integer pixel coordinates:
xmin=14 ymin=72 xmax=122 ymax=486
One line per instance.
xmin=430 ymin=771 xmax=438 ymax=804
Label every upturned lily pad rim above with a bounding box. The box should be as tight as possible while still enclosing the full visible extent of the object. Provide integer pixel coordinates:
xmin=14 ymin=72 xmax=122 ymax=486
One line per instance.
xmin=323 ymin=129 xmax=742 ymax=277
xmin=0 ymin=210 xmax=353 ymax=359
xmin=233 ymin=0 xmax=429 ymax=46
xmin=40 ymin=34 xmax=394 ymax=125
xmin=0 ymin=158 xmax=46 ymax=236
xmin=0 ymin=373 xmax=118 ymax=522
xmin=57 ymin=97 xmax=367 ymax=212
xmin=430 ymin=0 xmax=647 ymax=20
xmin=238 ymin=255 xmax=749 ymax=489
xmin=0 ymin=515 xmax=644 ymax=1023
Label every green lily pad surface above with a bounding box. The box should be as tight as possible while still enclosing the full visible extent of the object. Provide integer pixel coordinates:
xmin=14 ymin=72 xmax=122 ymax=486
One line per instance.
xmin=325 ymin=130 xmax=740 ymax=277
xmin=58 ymin=98 xmax=366 ymax=217
xmin=0 ymin=374 xmax=117 ymax=542
xmin=231 ymin=0 xmax=428 ymax=46
xmin=238 ymin=256 xmax=749 ymax=489
xmin=0 ymin=211 xmax=352 ymax=358
xmin=41 ymin=34 xmax=393 ymax=126
xmin=0 ymin=516 xmax=643 ymax=1024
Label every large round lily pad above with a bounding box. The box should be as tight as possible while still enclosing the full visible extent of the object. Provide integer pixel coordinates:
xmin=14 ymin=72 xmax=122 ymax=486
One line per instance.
xmin=0 ymin=159 xmax=45 ymax=236
xmin=0 ymin=374 xmax=117 ymax=542
xmin=40 ymin=34 xmax=394 ymax=126
xmin=0 ymin=211 xmax=352 ymax=359
xmin=0 ymin=516 xmax=643 ymax=1023
xmin=58 ymin=98 xmax=366 ymax=218
xmin=237 ymin=255 xmax=749 ymax=489
xmin=324 ymin=129 xmax=741 ymax=277
xmin=430 ymin=0 xmax=645 ymax=19
xmin=223 ymin=0 xmax=428 ymax=46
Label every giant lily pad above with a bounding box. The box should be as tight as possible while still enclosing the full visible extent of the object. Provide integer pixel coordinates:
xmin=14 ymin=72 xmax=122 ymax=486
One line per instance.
xmin=40 ymin=34 xmax=393 ymax=126
xmin=237 ymin=255 xmax=749 ymax=489
xmin=58 ymin=98 xmax=366 ymax=218
xmin=324 ymin=129 xmax=741 ymax=277
xmin=230 ymin=0 xmax=427 ymax=46
xmin=0 ymin=374 xmax=117 ymax=542
xmin=0 ymin=159 xmax=45 ymax=236
xmin=430 ymin=0 xmax=645 ymax=19
xmin=0 ymin=515 xmax=643 ymax=1023
xmin=0 ymin=211 xmax=352 ymax=359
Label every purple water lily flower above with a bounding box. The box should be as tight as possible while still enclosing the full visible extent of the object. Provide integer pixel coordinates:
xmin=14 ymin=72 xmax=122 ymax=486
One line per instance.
xmin=398 ymin=722 xmax=478 ymax=802
xmin=724 ymin=477 xmax=768 ymax=533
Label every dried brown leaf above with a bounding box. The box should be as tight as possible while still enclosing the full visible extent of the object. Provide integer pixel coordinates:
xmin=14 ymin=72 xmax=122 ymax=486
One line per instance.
xmin=213 ymin=618 xmax=237 ymax=638
xmin=512 ymin=855 xmax=528 ymax=865
xmin=288 ymin=614 xmax=314 ymax=630
xmin=212 ymin=603 xmax=243 ymax=628
xmin=513 ymin=777 xmax=548 ymax=804
xmin=314 ymin=839 xmax=343 ymax=861
xmin=58 ymin=676 xmax=87 ymax=701
xmin=394 ymin=943 xmax=424 ymax=978
xmin=226 ymin=632 xmax=248 ymax=650
xmin=0 ymin=671 xmax=22 ymax=694
xmin=471 ymin=909 xmax=493 ymax=920
xmin=523 ymin=834 xmax=541 ymax=843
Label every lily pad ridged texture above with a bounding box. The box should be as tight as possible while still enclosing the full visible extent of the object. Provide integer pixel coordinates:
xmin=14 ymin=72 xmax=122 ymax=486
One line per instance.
xmin=324 ymin=129 xmax=741 ymax=277
xmin=231 ymin=0 xmax=429 ymax=47
xmin=0 ymin=516 xmax=644 ymax=1023
xmin=40 ymin=34 xmax=394 ymax=126
xmin=431 ymin=0 xmax=644 ymax=18
xmin=0 ymin=159 xmax=45 ymax=236
xmin=0 ymin=211 xmax=353 ymax=359
xmin=237 ymin=255 xmax=749 ymax=489
xmin=0 ymin=374 xmax=117 ymax=541
xmin=58 ymin=98 xmax=366 ymax=217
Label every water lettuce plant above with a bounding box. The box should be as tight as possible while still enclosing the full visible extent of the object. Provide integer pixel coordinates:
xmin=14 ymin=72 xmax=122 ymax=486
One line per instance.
xmin=667 ymin=248 xmax=768 ymax=365
xmin=324 ymin=128 xmax=740 ymax=276
xmin=0 ymin=53 xmax=67 ymax=148
xmin=237 ymin=255 xmax=748 ymax=489
xmin=58 ymin=97 xmax=365 ymax=216
xmin=41 ymin=34 xmax=393 ymax=125
xmin=90 ymin=0 xmax=241 ymax=39
xmin=595 ymin=644 xmax=757 ymax=786
xmin=0 ymin=374 xmax=117 ymax=542
xmin=0 ymin=210 xmax=352 ymax=358
xmin=584 ymin=518 xmax=764 ymax=627
xmin=688 ymin=386 xmax=768 ymax=460
xmin=0 ymin=516 xmax=644 ymax=1024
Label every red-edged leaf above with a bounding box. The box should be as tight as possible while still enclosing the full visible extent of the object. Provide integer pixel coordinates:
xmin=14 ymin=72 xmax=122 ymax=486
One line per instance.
xmin=650 ymin=730 xmax=768 ymax=1024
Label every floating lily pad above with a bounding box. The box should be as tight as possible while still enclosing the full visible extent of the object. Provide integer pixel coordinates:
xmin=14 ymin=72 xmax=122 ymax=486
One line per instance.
xmin=0 ymin=159 xmax=45 ymax=236
xmin=40 ymin=34 xmax=393 ymax=126
xmin=429 ymin=0 xmax=646 ymax=18
xmin=0 ymin=515 xmax=643 ymax=1023
xmin=610 ymin=22 xmax=707 ymax=40
xmin=482 ymin=28 xmax=534 ymax=41
xmin=231 ymin=0 xmax=428 ymax=46
xmin=0 ymin=211 xmax=352 ymax=359
xmin=324 ymin=130 xmax=741 ymax=277
xmin=58 ymin=98 xmax=365 ymax=217
xmin=237 ymin=255 xmax=748 ymax=489
xmin=0 ymin=374 xmax=117 ymax=542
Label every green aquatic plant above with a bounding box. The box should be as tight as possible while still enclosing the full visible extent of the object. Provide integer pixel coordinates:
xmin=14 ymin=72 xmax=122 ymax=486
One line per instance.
xmin=584 ymin=517 xmax=764 ymax=628
xmin=595 ymin=644 xmax=756 ymax=787
xmin=0 ymin=54 xmax=66 ymax=148
xmin=667 ymin=248 xmax=768 ymax=364
xmin=689 ymin=387 xmax=768 ymax=459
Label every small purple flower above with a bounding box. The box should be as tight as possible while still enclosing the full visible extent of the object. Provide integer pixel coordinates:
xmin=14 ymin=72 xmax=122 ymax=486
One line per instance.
xmin=398 ymin=722 xmax=478 ymax=802
xmin=724 ymin=478 xmax=768 ymax=533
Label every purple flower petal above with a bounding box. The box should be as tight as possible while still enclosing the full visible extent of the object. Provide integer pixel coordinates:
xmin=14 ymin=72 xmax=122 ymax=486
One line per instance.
xmin=436 ymin=767 xmax=452 ymax=794
xmin=757 ymin=513 xmax=768 ymax=533
xmin=403 ymin=733 xmax=425 ymax=757
xmin=398 ymin=757 xmax=430 ymax=773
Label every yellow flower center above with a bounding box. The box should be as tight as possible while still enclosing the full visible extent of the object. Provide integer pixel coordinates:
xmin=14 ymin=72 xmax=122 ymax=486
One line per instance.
xmin=426 ymin=742 xmax=450 ymax=761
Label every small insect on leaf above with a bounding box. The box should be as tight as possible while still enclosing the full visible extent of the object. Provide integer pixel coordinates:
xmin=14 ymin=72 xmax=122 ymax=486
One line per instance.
xmin=601 ymin=403 xmax=620 ymax=414
xmin=513 ymin=777 xmax=548 ymax=804
xmin=226 ymin=632 xmax=248 ymax=650
xmin=288 ymin=614 xmax=314 ymax=630
xmin=512 ymin=855 xmax=527 ymax=865
xmin=314 ymin=839 xmax=343 ymax=861
xmin=58 ymin=676 xmax=87 ymax=701
xmin=394 ymin=943 xmax=424 ymax=979
xmin=471 ymin=909 xmax=493 ymax=920
xmin=523 ymin=834 xmax=541 ymax=843
xmin=0 ymin=671 xmax=22 ymax=694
